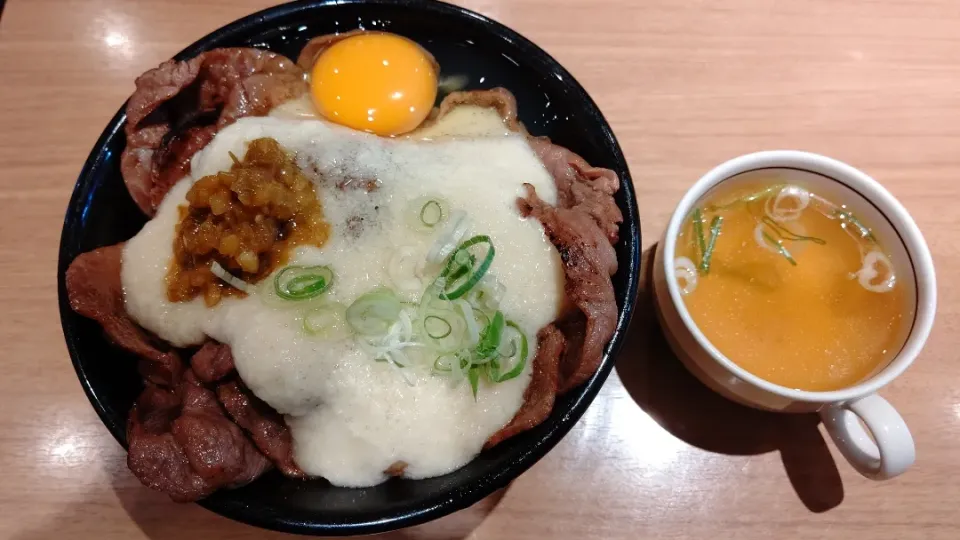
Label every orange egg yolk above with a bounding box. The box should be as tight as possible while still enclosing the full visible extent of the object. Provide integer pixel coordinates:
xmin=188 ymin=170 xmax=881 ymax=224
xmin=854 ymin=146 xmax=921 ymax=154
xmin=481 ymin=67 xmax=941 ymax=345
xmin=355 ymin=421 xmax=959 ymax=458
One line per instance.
xmin=309 ymin=32 xmax=438 ymax=136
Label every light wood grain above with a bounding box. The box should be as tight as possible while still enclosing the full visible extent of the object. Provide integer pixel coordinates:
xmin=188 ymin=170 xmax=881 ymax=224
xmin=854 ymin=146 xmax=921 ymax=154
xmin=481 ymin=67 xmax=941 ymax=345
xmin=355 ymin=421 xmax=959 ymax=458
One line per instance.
xmin=1 ymin=0 xmax=959 ymax=538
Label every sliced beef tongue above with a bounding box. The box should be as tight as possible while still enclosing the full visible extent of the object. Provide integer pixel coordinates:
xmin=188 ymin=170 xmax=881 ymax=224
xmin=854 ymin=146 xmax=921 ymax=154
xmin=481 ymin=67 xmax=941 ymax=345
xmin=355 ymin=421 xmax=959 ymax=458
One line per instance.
xmin=190 ymin=341 xmax=236 ymax=383
xmin=217 ymin=379 xmax=305 ymax=479
xmin=203 ymin=48 xmax=310 ymax=128
xmin=172 ymin=372 xmax=272 ymax=488
xmin=190 ymin=343 xmax=303 ymax=478
xmin=126 ymin=373 xmax=272 ymax=502
xmin=526 ymin=137 xmax=622 ymax=246
xmin=65 ymin=243 xmax=183 ymax=387
xmin=122 ymin=48 xmax=308 ymax=215
xmin=519 ymin=119 xmax=621 ymax=396
xmin=126 ymin=385 xmax=217 ymax=502
xmin=519 ymin=184 xmax=619 ymax=394
xmin=189 ymin=342 xmax=303 ymax=478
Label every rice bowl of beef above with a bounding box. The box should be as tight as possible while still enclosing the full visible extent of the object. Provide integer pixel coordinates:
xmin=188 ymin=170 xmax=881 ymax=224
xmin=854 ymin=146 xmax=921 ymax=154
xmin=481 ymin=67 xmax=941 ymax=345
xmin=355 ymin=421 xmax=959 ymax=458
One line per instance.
xmin=57 ymin=0 xmax=640 ymax=535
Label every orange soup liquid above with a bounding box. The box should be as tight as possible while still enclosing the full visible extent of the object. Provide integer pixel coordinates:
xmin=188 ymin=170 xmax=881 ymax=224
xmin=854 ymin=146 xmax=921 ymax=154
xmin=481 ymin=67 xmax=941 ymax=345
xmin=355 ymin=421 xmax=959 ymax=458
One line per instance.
xmin=676 ymin=181 xmax=914 ymax=391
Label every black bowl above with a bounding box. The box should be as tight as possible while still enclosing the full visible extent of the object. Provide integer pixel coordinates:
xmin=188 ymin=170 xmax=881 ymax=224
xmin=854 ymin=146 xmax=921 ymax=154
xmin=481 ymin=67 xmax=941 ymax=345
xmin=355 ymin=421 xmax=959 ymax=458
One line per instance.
xmin=57 ymin=0 xmax=640 ymax=535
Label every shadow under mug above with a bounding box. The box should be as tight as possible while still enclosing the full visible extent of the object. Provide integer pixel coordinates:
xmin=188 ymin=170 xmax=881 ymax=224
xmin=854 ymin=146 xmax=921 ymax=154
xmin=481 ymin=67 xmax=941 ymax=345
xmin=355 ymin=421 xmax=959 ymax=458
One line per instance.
xmin=652 ymin=150 xmax=937 ymax=480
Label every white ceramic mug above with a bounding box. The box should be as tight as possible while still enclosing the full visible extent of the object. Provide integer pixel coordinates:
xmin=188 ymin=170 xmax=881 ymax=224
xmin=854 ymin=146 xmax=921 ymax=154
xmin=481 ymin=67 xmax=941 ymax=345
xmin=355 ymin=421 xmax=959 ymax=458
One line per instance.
xmin=652 ymin=150 xmax=936 ymax=480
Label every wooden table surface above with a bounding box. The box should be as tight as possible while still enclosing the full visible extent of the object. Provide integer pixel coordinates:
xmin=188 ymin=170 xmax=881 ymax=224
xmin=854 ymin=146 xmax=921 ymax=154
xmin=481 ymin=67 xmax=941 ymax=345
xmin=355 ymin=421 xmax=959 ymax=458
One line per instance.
xmin=1 ymin=0 xmax=958 ymax=538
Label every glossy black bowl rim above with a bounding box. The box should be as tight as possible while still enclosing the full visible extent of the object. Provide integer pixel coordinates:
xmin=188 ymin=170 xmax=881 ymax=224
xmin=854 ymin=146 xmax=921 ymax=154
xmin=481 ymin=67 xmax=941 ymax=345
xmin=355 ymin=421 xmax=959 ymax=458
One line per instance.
xmin=57 ymin=0 xmax=641 ymax=535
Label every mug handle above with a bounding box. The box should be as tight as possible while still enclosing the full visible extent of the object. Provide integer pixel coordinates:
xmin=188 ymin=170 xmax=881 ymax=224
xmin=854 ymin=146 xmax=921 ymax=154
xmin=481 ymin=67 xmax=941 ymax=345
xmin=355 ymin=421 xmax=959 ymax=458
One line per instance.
xmin=819 ymin=394 xmax=915 ymax=480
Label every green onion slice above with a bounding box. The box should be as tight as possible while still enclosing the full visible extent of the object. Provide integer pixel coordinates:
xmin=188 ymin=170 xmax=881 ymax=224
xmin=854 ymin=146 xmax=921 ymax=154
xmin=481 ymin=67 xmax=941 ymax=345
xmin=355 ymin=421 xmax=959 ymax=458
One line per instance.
xmin=302 ymin=302 xmax=351 ymax=340
xmin=420 ymin=200 xmax=444 ymax=227
xmin=468 ymin=365 xmax=481 ymax=399
xmin=465 ymin=275 xmax=505 ymax=312
xmin=424 ymin=315 xmax=453 ymax=339
xmin=275 ymin=265 xmax=334 ymax=300
xmin=699 ymin=216 xmax=723 ymax=274
xmin=434 ymin=351 xmax=471 ymax=381
xmin=761 ymin=230 xmax=798 ymax=266
xmin=407 ymin=196 xmax=450 ymax=233
xmin=473 ymin=308 xmax=492 ymax=328
xmin=446 ymin=250 xmax=477 ymax=283
xmin=346 ymin=288 xmax=402 ymax=336
xmin=834 ymin=210 xmax=875 ymax=241
xmin=433 ymin=354 xmax=454 ymax=373
xmin=487 ymin=321 xmax=528 ymax=383
xmin=474 ymin=311 xmax=505 ymax=361
xmin=418 ymin=287 xmax=468 ymax=353
xmin=498 ymin=340 xmax=518 ymax=359
xmin=761 ymin=216 xmax=826 ymax=245
xmin=437 ymin=235 xmax=495 ymax=300
xmin=692 ymin=208 xmax=707 ymax=260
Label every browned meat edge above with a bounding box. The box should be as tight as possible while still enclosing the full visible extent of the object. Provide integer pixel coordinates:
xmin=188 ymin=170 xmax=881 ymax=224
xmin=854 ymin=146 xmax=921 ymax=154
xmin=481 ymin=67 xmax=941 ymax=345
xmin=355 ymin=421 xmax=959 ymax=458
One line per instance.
xmin=66 ymin=243 xmax=183 ymax=387
xmin=122 ymin=48 xmax=308 ymax=215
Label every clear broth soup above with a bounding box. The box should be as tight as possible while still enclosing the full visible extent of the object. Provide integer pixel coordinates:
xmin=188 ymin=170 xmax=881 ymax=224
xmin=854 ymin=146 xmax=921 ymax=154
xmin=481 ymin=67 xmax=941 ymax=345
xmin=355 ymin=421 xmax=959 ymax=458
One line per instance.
xmin=674 ymin=170 xmax=916 ymax=391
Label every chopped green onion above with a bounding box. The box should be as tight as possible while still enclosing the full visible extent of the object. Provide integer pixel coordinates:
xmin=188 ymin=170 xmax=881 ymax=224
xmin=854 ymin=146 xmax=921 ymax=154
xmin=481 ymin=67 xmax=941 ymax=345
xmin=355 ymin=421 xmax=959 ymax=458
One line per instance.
xmin=466 ymin=275 xmax=505 ymax=312
xmin=438 ymin=350 xmax=471 ymax=379
xmin=468 ymin=365 xmax=480 ymax=399
xmin=437 ymin=235 xmax=495 ymax=300
xmin=692 ymin=208 xmax=707 ymax=260
xmin=473 ymin=308 xmax=492 ymax=328
xmin=488 ymin=321 xmax=528 ymax=383
xmin=228 ymin=151 xmax=241 ymax=167
xmin=302 ymin=303 xmax=351 ymax=340
xmin=470 ymin=351 xmax=498 ymax=365
xmin=433 ymin=354 xmax=454 ymax=373
xmin=761 ymin=230 xmax=798 ymax=266
xmin=498 ymin=340 xmax=518 ymax=359
xmin=699 ymin=216 xmax=723 ymax=274
xmin=761 ymin=217 xmax=826 ymax=245
xmin=418 ymin=287 xmax=468 ymax=353
xmin=835 ymin=210 xmax=875 ymax=241
xmin=407 ymin=196 xmax=450 ymax=234
xmin=455 ymin=299 xmax=481 ymax=345
xmin=424 ymin=315 xmax=452 ymax=339
xmin=446 ymin=250 xmax=476 ymax=282
xmin=420 ymin=200 xmax=444 ymax=227
xmin=475 ymin=311 xmax=505 ymax=361
xmin=210 ymin=261 xmax=250 ymax=293
xmin=357 ymin=215 xmax=521 ymax=396
xmin=427 ymin=210 xmax=470 ymax=263
xmin=275 ymin=265 xmax=334 ymax=300
xmin=346 ymin=288 xmax=402 ymax=335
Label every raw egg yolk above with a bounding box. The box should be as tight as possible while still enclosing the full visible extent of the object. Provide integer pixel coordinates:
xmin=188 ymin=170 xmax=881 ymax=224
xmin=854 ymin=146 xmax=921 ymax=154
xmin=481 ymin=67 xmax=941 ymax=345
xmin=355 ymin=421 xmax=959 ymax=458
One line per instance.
xmin=310 ymin=32 xmax=438 ymax=136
